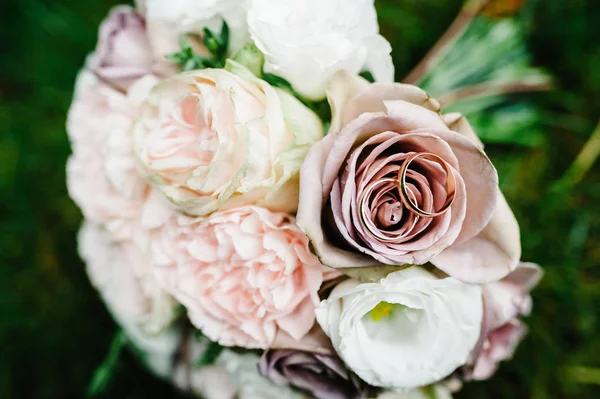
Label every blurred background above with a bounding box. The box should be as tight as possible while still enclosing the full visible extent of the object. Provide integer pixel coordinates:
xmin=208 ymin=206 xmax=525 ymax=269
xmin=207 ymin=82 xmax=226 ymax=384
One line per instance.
xmin=1 ymin=0 xmax=599 ymax=398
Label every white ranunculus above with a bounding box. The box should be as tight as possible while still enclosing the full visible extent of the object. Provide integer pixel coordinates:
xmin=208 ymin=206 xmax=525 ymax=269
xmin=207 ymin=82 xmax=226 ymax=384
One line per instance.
xmin=316 ymin=267 xmax=483 ymax=390
xmin=247 ymin=0 xmax=394 ymax=99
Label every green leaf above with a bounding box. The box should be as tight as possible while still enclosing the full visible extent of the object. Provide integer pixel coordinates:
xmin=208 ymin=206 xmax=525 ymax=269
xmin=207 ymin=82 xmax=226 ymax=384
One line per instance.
xmin=195 ymin=341 xmax=224 ymax=368
xmin=359 ymin=70 xmax=376 ymax=83
xmin=86 ymin=331 xmax=128 ymax=397
xmin=262 ymin=73 xmax=294 ymax=91
xmin=232 ymin=42 xmax=265 ymax=77
xmin=166 ymin=22 xmax=230 ymax=71
xmin=219 ymin=21 xmax=230 ymax=57
xmin=202 ymin=27 xmax=221 ymax=55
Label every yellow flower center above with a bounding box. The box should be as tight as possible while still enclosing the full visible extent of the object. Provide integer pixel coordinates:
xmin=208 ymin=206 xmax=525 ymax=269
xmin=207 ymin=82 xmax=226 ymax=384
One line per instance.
xmin=370 ymin=301 xmax=395 ymax=321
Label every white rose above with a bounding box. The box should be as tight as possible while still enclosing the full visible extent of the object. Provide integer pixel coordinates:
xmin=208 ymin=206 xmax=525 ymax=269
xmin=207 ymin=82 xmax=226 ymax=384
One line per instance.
xmin=316 ymin=267 xmax=483 ymax=390
xmin=247 ymin=0 xmax=394 ymax=99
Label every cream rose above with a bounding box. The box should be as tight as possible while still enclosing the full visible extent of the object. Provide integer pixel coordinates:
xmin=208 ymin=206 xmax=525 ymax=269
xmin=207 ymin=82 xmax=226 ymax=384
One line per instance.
xmin=247 ymin=0 xmax=394 ymax=100
xmin=297 ymin=72 xmax=521 ymax=284
xmin=316 ymin=267 xmax=483 ymax=390
xmin=132 ymin=61 xmax=323 ymax=216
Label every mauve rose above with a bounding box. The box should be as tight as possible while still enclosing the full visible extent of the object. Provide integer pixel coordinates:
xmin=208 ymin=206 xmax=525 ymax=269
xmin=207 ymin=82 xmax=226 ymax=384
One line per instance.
xmin=467 ymin=262 xmax=542 ymax=380
xmin=88 ymin=6 xmax=153 ymax=91
xmin=297 ymin=72 xmax=521 ymax=283
xmin=259 ymin=350 xmax=373 ymax=399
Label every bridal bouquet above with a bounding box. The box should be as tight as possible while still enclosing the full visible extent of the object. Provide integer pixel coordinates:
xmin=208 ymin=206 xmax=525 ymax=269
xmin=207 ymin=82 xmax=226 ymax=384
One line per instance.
xmin=67 ymin=0 xmax=544 ymax=398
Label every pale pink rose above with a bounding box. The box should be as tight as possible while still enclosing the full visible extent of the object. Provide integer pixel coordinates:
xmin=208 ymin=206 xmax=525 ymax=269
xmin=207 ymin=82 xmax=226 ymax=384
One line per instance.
xmin=78 ymin=222 xmax=180 ymax=376
xmin=132 ymin=62 xmax=323 ymax=216
xmin=67 ymin=71 xmax=172 ymax=240
xmin=467 ymin=262 xmax=542 ymax=380
xmin=297 ymin=72 xmax=521 ymax=284
xmin=88 ymin=6 xmax=153 ymax=91
xmin=153 ymin=206 xmax=325 ymax=349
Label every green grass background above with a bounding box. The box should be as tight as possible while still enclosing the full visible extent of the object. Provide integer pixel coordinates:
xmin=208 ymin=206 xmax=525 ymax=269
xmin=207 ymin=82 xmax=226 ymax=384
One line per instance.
xmin=1 ymin=0 xmax=599 ymax=398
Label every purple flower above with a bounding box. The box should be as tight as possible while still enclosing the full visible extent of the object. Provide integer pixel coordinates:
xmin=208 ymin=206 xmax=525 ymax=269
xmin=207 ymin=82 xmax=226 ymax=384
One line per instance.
xmin=259 ymin=350 xmax=375 ymax=399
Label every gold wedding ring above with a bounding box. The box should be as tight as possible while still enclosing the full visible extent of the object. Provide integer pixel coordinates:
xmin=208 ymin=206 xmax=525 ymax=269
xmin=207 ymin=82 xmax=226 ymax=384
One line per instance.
xmin=397 ymin=153 xmax=456 ymax=218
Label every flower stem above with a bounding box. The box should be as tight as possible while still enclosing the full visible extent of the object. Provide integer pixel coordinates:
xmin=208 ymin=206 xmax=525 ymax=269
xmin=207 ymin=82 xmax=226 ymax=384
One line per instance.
xmin=403 ymin=0 xmax=492 ymax=85
xmin=556 ymin=121 xmax=600 ymax=188
xmin=437 ymin=80 xmax=553 ymax=108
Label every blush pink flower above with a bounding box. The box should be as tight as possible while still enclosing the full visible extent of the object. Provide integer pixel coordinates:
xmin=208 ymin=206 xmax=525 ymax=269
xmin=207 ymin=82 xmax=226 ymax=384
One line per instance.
xmin=67 ymin=71 xmax=172 ymax=240
xmin=132 ymin=61 xmax=323 ymax=216
xmin=79 ymin=222 xmax=180 ymax=376
xmin=153 ymin=206 xmax=326 ymax=349
xmin=88 ymin=6 xmax=153 ymax=91
xmin=467 ymin=262 xmax=542 ymax=380
xmin=297 ymin=72 xmax=521 ymax=284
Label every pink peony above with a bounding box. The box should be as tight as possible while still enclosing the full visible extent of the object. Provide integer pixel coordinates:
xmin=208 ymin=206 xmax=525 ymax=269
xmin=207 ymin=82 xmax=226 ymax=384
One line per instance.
xmin=67 ymin=71 xmax=172 ymax=240
xmin=153 ymin=206 xmax=326 ymax=349
xmin=297 ymin=72 xmax=521 ymax=284
xmin=468 ymin=262 xmax=543 ymax=380
xmin=88 ymin=6 xmax=154 ymax=91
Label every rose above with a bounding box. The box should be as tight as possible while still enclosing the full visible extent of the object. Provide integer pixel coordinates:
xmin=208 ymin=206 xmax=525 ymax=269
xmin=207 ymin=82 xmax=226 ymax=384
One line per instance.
xmin=132 ymin=61 xmax=323 ymax=216
xmin=142 ymin=0 xmax=249 ymax=75
xmin=297 ymin=72 xmax=521 ymax=283
xmin=78 ymin=222 xmax=180 ymax=377
xmin=466 ymin=262 xmax=542 ymax=380
xmin=87 ymin=6 xmax=153 ymax=91
xmin=67 ymin=71 xmax=173 ymax=241
xmin=315 ymin=267 xmax=483 ymax=390
xmin=247 ymin=0 xmax=394 ymax=99
xmin=153 ymin=206 xmax=326 ymax=349
xmin=259 ymin=349 xmax=375 ymax=399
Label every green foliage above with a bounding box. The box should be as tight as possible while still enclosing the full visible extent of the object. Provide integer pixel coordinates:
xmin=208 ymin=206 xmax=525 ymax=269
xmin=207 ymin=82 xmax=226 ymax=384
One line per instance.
xmin=0 ymin=1 xmax=600 ymax=399
xmin=193 ymin=330 xmax=225 ymax=368
xmin=167 ymin=22 xmax=230 ymax=70
xmin=87 ymin=331 xmax=127 ymax=397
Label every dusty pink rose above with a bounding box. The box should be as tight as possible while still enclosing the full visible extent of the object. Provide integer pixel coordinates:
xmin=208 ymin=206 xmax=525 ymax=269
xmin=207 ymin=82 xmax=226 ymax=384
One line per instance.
xmin=297 ymin=72 xmax=521 ymax=283
xmin=153 ymin=206 xmax=325 ymax=349
xmin=468 ymin=262 xmax=542 ymax=380
xmin=67 ymin=72 xmax=172 ymax=240
xmin=79 ymin=222 xmax=180 ymax=376
xmin=132 ymin=62 xmax=323 ymax=216
xmin=88 ymin=6 xmax=153 ymax=91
